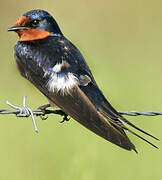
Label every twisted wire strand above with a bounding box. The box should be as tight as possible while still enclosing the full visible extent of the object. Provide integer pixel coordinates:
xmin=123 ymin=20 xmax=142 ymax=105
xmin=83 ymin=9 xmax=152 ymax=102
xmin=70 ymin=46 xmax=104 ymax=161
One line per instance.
xmin=0 ymin=96 xmax=161 ymax=132
xmin=118 ymin=111 xmax=162 ymax=116
xmin=1 ymin=109 xmax=162 ymax=116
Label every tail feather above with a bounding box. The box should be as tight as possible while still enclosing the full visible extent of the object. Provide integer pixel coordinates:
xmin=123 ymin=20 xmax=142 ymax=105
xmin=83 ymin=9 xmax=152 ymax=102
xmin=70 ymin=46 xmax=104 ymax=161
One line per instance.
xmin=99 ymin=103 xmax=159 ymax=149
xmin=125 ymin=127 xmax=158 ymax=149
xmin=120 ymin=117 xmax=159 ymax=140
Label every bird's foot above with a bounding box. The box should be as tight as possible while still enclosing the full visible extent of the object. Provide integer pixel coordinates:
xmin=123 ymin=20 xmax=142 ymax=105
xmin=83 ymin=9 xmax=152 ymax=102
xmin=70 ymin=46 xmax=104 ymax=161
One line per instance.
xmin=37 ymin=105 xmax=70 ymax=122
xmin=37 ymin=104 xmax=51 ymax=120
xmin=59 ymin=111 xmax=70 ymax=123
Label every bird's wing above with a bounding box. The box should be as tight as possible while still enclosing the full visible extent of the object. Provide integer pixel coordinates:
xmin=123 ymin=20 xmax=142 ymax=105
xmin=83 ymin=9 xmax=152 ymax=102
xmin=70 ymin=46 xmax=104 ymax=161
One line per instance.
xmin=49 ymin=85 xmax=137 ymax=151
xmin=70 ymin=70 xmax=158 ymax=149
xmin=63 ymin=38 xmax=159 ymax=149
xmin=75 ymin=61 xmax=159 ymax=149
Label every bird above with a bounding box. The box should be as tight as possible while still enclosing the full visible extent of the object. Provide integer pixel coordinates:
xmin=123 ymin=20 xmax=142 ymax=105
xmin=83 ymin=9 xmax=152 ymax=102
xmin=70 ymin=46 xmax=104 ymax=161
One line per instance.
xmin=8 ymin=9 xmax=158 ymax=152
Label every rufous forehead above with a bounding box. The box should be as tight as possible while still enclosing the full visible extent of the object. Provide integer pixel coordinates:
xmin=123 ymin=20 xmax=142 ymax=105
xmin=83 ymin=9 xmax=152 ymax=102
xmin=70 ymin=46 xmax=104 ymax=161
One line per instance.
xmin=14 ymin=16 xmax=30 ymax=26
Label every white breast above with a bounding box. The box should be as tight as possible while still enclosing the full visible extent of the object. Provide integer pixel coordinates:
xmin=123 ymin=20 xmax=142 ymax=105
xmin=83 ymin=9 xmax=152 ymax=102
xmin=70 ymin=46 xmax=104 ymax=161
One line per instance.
xmin=46 ymin=62 xmax=79 ymax=94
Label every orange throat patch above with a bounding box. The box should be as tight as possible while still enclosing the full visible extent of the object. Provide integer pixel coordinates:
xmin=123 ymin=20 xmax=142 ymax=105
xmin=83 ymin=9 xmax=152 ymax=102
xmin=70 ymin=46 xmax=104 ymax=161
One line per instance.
xmin=17 ymin=29 xmax=50 ymax=41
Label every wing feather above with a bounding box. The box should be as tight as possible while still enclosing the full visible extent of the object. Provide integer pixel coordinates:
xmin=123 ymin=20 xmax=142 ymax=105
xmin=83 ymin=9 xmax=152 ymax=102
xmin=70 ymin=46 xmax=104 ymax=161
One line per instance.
xmin=48 ymin=86 xmax=136 ymax=152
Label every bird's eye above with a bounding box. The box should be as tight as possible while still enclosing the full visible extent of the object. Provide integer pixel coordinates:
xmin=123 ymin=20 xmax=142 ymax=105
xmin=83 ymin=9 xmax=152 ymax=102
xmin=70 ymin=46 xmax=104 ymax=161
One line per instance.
xmin=30 ymin=19 xmax=40 ymax=27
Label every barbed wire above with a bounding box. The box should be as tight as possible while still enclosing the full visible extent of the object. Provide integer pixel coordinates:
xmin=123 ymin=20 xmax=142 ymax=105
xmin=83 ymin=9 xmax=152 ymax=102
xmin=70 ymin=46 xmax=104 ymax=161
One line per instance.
xmin=0 ymin=96 xmax=161 ymax=132
xmin=118 ymin=111 xmax=162 ymax=116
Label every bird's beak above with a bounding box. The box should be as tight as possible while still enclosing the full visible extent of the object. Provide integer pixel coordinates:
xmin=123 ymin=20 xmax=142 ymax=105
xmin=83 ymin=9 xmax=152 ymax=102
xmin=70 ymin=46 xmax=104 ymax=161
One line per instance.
xmin=7 ymin=26 xmax=29 ymax=32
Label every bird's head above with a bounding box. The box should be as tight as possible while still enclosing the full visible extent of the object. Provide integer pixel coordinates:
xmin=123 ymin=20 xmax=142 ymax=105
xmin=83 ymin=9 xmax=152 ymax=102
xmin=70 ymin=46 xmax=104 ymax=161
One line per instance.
xmin=8 ymin=9 xmax=63 ymax=41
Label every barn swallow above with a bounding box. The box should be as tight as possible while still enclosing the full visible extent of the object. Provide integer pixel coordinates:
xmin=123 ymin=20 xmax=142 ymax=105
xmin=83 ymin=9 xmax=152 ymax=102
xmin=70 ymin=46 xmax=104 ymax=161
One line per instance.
xmin=8 ymin=9 xmax=158 ymax=152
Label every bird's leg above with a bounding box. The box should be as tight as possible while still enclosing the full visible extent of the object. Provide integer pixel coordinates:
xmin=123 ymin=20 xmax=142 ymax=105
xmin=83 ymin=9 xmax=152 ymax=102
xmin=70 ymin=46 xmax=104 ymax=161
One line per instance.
xmin=38 ymin=104 xmax=51 ymax=112
xmin=45 ymin=109 xmax=70 ymax=123
xmin=37 ymin=104 xmax=51 ymax=120
xmin=37 ymin=104 xmax=70 ymax=122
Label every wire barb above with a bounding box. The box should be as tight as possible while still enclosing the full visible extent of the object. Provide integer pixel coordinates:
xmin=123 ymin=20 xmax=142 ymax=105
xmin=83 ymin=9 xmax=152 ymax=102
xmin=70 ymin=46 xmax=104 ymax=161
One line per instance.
xmin=0 ymin=96 xmax=162 ymax=132
xmin=6 ymin=96 xmax=38 ymax=133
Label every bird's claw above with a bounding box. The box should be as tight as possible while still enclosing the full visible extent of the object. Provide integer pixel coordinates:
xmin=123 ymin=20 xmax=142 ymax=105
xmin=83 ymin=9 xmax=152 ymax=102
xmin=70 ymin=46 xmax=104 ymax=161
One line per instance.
xmin=37 ymin=104 xmax=50 ymax=120
xmin=40 ymin=115 xmax=48 ymax=120
xmin=59 ymin=114 xmax=70 ymax=123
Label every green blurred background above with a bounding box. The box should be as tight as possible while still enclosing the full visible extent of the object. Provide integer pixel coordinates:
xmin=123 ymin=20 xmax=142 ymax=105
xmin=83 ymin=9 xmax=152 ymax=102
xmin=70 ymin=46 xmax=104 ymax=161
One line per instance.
xmin=0 ymin=0 xmax=162 ymax=179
